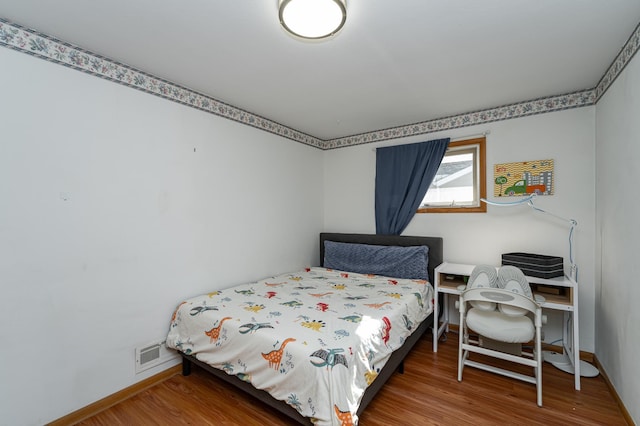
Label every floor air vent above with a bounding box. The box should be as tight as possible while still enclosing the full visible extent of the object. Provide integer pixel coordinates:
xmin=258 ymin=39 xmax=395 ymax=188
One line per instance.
xmin=135 ymin=340 xmax=176 ymax=374
xmin=140 ymin=343 xmax=161 ymax=365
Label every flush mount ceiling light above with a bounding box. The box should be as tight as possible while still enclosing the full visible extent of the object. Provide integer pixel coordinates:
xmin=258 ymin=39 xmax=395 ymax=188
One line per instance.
xmin=279 ymin=0 xmax=347 ymax=40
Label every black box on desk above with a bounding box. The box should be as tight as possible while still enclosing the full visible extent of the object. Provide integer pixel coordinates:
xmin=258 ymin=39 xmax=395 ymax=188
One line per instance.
xmin=501 ymin=252 xmax=564 ymax=279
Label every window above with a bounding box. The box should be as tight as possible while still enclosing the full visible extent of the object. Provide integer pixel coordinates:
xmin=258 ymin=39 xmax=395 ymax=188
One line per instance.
xmin=417 ymin=137 xmax=486 ymax=213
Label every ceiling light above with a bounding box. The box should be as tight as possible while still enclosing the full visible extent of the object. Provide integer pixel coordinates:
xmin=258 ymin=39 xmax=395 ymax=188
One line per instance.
xmin=279 ymin=0 xmax=346 ymax=40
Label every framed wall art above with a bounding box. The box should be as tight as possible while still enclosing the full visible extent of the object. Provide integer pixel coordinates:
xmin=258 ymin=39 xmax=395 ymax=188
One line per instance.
xmin=494 ymin=159 xmax=554 ymax=197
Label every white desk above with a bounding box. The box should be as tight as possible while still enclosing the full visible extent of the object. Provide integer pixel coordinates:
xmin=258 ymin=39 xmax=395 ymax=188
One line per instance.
xmin=433 ymin=262 xmax=581 ymax=390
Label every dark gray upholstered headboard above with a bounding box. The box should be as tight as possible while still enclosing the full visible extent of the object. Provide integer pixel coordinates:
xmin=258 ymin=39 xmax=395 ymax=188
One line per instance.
xmin=319 ymin=233 xmax=443 ymax=283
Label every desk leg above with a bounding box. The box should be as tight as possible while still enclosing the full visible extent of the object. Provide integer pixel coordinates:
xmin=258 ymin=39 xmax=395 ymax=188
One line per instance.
xmin=433 ymin=293 xmax=451 ymax=352
xmin=572 ymin=309 xmax=581 ymax=390
xmin=433 ymin=290 xmax=439 ymax=352
xmin=561 ymin=311 xmax=582 ymax=390
xmin=545 ymin=311 xmax=581 ymax=390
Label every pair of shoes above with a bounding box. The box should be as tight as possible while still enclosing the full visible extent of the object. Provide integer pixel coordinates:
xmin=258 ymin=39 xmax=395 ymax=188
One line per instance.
xmin=466 ymin=264 xmax=533 ymax=316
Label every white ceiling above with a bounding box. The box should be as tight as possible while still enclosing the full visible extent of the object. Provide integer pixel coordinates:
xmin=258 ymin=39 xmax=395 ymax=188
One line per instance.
xmin=2 ymin=1 xmax=640 ymax=141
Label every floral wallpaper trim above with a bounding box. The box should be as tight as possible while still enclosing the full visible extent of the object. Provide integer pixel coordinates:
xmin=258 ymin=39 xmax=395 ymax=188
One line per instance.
xmin=0 ymin=18 xmax=323 ymax=149
xmin=594 ymin=21 xmax=640 ymax=102
xmin=323 ymin=90 xmax=595 ymax=149
xmin=1 ymin=17 xmax=637 ymax=151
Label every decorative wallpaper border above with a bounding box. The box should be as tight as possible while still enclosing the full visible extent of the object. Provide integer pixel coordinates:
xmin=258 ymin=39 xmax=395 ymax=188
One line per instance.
xmin=0 ymin=18 xmax=323 ymax=149
xmin=323 ymin=90 xmax=595 ymax=149
xmin=1 ymin=17 xmax=639 ymax=150
xmin=594 ymin=21 xmax=640 ymax=102
xmin=326 ymin=20 xmax=640 ymax=149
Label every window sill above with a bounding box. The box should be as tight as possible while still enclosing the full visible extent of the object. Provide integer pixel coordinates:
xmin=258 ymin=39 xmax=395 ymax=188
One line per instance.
xmin=417 ymin=205 xmax=487 ymax=213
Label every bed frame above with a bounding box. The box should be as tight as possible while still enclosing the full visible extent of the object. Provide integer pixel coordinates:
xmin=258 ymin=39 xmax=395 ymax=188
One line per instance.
xmin=180 ymin=232 xmax=443 ymax=424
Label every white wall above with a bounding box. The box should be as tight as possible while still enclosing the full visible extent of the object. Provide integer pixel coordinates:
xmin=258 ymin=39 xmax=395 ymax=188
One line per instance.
xmin=0 ymin=48 xmax=324 ymax=426
xmin=5 ymin=31 xmax=632 ymax=424
xmin=324 ymin=108 xmax=596 ymax=350
xmin=595 ymin=53 xmax=640 ymax=423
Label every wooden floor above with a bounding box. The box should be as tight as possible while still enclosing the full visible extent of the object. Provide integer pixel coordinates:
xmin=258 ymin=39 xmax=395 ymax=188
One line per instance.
xmin=78 ymin=332 xmax=627 ymax=425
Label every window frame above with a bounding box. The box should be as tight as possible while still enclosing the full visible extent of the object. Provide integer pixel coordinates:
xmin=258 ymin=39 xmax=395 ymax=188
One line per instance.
xmin=417 ymin=137 xmax=487 ymax=214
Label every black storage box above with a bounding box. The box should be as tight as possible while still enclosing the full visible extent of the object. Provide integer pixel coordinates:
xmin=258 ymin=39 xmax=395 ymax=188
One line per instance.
xmin=501 ymin=252 xmax=564 ymax=279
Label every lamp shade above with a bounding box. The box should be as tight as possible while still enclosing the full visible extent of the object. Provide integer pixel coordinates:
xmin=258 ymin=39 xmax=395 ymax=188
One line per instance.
xmin=279 ymin=0 xmax=346 ymax=40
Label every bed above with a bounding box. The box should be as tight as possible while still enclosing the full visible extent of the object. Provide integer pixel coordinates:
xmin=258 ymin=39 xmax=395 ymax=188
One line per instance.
xmin=166 ymin=233 xmax=443 ymax=425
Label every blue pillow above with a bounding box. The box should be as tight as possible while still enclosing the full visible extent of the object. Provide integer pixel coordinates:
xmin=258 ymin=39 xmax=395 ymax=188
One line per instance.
xmin=323 ymin=241 xmax=429 ymax=280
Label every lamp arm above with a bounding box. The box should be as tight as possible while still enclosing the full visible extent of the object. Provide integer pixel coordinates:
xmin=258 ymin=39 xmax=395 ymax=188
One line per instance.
xmin=480 ymin=194 xmax=578 ymax=280
xmin=480 ymin=194 xmax=536 ymax=206
xmin=527 ymin=200 xmax=577 ymax=227
xmin=480 ymin=194 xmax=577 ymax=226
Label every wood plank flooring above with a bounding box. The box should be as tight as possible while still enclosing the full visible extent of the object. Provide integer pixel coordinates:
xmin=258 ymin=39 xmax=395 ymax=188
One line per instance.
xmin=77 ymin=332 xmax=628 ymax=425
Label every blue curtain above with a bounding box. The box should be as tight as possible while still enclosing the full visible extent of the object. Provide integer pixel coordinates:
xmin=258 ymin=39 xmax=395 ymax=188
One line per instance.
xmin=375 ymin=138 xmax=450 ymax=235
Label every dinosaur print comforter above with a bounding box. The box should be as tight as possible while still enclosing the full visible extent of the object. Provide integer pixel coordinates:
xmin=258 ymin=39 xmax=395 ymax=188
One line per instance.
xmin=166 ymin=267 xmax=433 ymax=425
